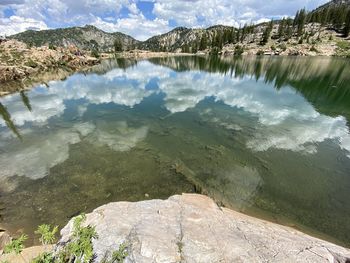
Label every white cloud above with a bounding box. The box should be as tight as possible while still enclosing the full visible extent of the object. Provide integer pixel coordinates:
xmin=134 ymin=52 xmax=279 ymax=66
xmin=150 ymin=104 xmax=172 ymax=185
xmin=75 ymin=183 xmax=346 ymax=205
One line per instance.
xmin=0 ymin=15 xmax=48 ymax=36
xmin=154 ymin=67 xmax=350 ymax=157
xmin=0 ymin=120 xmax=148 ymax=183
xmin=92 ymin=15 xmax=170 ymax=41
xmin=90 ymin=121 xmax=148 ymax=151
xmin=152 ymin=0 xmax=329 ymax=28
xmin=0 ymin=129 xmax=81 ymax=180
xmin=0 ymin=91 xmax=65 ymax=126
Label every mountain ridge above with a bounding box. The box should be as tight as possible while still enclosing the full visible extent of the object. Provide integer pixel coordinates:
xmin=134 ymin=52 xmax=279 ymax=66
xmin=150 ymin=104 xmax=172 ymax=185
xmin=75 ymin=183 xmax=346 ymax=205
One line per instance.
xmin=7 ymin=0 xmax=350 ymax=54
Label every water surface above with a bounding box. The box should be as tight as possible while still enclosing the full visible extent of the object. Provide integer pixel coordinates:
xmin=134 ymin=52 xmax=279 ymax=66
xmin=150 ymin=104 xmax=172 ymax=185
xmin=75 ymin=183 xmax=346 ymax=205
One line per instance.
xmin=1 ymin=56 xmax=350 ymax=246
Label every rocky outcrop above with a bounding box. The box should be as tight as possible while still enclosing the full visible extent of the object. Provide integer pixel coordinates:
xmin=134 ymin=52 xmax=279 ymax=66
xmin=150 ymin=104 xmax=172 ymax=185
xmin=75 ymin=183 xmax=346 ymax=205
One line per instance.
xmin=59 ymin=194 xmax=350 ymax=263
xmin=0 ymin=39 xmax=99 ymax=87
xmin=9 ymin=25 xmax=139 ymax=52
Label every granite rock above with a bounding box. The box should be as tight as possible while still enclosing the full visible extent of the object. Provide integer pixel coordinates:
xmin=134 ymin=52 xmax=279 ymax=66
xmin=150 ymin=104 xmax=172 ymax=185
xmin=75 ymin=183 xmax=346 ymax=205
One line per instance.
xmin=59 ymin=194 xmax=350 ymax=263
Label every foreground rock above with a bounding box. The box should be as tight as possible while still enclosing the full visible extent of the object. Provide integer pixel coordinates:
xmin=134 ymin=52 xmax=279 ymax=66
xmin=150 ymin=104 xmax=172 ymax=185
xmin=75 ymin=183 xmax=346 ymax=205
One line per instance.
xmin=60 ymin=194 xmax=350 ymax=263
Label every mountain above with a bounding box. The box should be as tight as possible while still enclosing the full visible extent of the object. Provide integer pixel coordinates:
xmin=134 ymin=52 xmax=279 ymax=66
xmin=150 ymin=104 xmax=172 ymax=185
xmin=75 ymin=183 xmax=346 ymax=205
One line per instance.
xmin=312 ymin=0 xmax=350 ymax=11
xmin=6 ymin=0 xmax=350 ymax=55
xmin=138 ymin=25 xmax=234 ymax=52
xmin=9 ymin=25 xmax=139 ymax=52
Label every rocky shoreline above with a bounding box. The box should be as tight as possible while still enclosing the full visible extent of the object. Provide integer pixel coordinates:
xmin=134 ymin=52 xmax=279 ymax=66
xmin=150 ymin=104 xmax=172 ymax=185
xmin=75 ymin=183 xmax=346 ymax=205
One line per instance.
xmin=0 ymin=39 xmax=100 ymax=95
xmin=1 ymin=194 xmax=350 ymax=262
xmin=1 ymin=37 xmax=349 ymax=97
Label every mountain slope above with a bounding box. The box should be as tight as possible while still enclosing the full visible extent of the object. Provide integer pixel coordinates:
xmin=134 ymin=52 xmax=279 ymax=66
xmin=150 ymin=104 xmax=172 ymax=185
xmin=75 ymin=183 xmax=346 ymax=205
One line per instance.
xmin=9 ymin=25 xmax=139 ymax=52
xmin=138 ymin=25 xmax=235 ymax=52
xmin=313 ymin=0 xmax=350 ymax=11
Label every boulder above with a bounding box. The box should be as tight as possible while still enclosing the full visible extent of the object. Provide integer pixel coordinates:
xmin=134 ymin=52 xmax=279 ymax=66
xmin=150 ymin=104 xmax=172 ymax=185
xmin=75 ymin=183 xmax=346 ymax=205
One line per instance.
xmin=59 ymin=194 xmax=350 ymax=263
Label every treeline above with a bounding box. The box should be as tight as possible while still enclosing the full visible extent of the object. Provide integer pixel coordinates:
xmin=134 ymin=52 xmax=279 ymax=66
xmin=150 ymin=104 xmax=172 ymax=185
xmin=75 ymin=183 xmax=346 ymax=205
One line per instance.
xmin=180 ymin=2 xmax=350 ymax=53
xmin=303 ymin=2 xmax=350 ymax=37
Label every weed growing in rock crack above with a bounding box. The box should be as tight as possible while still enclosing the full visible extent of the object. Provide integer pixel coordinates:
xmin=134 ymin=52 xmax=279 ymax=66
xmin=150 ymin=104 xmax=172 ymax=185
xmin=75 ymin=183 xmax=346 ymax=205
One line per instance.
xmin=57 ymin=214 xmax=98 ymax=263
xmin=35 ymin=224 xmax=59 ymax=245
xmin=111 ymin=243 xmax=128 ymax=263
xmin=31 ymin=252 xmax=54 ymax=263
xmin=101 ymin=242 xmax=128 ymax=263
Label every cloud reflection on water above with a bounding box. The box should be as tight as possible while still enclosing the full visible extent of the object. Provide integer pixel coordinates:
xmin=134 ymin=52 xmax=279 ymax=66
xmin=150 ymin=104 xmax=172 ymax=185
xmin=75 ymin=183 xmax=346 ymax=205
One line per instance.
xmin=0 ymin=58 xmax=350 ymax=182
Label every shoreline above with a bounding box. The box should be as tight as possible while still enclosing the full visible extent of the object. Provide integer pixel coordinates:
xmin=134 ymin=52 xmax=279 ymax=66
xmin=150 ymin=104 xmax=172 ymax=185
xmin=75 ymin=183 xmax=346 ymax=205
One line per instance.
xmin=1 ymin=49 xmax=348 ymax=97
xmin=1 ymin=194 xmax=350 ymax=262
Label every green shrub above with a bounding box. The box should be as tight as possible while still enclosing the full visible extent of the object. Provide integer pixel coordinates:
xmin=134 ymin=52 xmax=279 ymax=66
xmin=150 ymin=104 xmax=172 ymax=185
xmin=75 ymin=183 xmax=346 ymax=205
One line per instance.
xmin=35 ymin=224 xmax=59 ymax=245
xmin=48 ymin=44 xmax=56 ymax=50
xmin=91 ymin=49 xmax=100 ymax=58
xmin=278 ymin=43 xmax=287 ymax=51
xmin=234 ymin=45 xmax=244 ymax=56
xmin=3 ymin=234 xmax=28 ymax=255
xmin=31 ymin=252 xmax=54 ymax=263
xmin=24 ymin=59 xmax=38 ymax=68
xmin=57 ymin=214 xmax=98 ymax=263
xmin=101 ymin=243 xmax=128 ymax=263
xmin=310 ymin=45 xmax=318 ymax=53
xmin=111 ymin=243 xmax=128 ymax=263
xmin=336 ymin=41 xmax=350 ymax=50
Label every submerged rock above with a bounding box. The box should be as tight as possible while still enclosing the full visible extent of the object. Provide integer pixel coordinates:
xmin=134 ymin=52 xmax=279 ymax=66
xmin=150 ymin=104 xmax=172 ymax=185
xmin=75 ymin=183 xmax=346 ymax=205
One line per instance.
xmin=59 ymin=194 xmax=350 ymax=263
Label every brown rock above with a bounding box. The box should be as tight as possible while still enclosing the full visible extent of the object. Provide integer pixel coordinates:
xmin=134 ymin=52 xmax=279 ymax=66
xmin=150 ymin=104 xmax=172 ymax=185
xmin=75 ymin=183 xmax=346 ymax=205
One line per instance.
xmin=0 ymin=245 xmax=53 ymax=263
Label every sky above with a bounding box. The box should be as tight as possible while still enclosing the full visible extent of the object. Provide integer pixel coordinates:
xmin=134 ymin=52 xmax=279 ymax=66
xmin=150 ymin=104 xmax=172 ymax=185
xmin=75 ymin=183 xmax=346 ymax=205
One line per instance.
xmin=0 ymin=0 xmax=329 ymax=41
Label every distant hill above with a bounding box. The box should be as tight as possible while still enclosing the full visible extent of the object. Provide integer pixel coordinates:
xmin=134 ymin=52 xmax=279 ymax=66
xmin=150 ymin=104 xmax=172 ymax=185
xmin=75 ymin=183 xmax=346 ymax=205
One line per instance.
xmin=137 ymin=25 xmax=234 ymax=52
xmin=312 ymin=0 xmax=350 ymax=11
xmin=9 ymin=25 xmax=139 ymax=52
xmin=7 ymin=0 xmax=350 ymax=55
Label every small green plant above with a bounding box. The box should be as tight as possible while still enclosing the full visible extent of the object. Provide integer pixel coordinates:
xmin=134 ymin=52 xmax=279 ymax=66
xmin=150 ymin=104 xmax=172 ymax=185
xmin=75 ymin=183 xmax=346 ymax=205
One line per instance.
xmin=24 ymin=59 xmax=38 ymax=68
xmin=48 ymin=44 xmax=56 ymax=50
xmin=336 ymin=41 xmax=350 ymax=51
xmin=57 ymin=214 xmax=98 ymax=263
xmin=310 ymin=45 xmax=318 ymax=53
xmin=35 ymin=224 xmax=59 ymax=245
xmin=111 ymin=243 xmax=128 ymax=263
xmin=31 ymin=252 xmax=54 ymax=263
xmin=91 ymin=49 xmax=100 ymax=58
xmin=3 ymin=234 xmax=28 ymax=255
xmin=278 ymin=43 xmax=287 ymax=51
xmin=234 ymin=45 xmax=244 ymax=55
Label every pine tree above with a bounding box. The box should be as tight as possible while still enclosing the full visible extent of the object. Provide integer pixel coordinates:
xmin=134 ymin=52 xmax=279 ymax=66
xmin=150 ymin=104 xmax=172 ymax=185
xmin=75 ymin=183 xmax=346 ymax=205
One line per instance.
xmin=181 ymin=44 xmax=190 ymax=53
xmin=236 ymin=29 xmax=240 ymax=43
xmin=230 ymin=29 xmax=236 ymax=44
xmin=285 ymin=19 xmax=293 ymax=40
xmin=114 ymin=39 xmax=123 ymax=52
xmin=199 ymin=34 xmax=207 ymax=50
xmin=261 ymin=21 xmax=273 ymax=45
xmin=344 ymin=9 xmax=350 ymax=37
xmin=296 ymin=8 xmax=306 ymax=37
xmin=278 ymin=18 xmax=286 ymax=40
xmin=192 ymin=41 xmax=198 ymax=53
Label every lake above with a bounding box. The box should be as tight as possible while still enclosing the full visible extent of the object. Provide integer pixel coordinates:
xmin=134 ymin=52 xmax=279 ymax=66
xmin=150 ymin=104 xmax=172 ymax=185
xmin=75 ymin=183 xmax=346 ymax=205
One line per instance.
xmin=0 ymin=56 xmax=350 ymax=246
